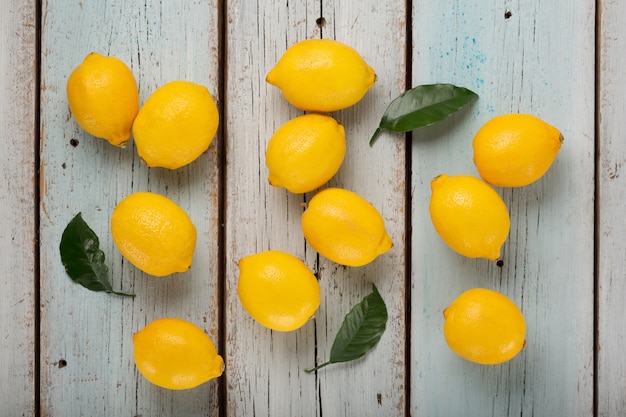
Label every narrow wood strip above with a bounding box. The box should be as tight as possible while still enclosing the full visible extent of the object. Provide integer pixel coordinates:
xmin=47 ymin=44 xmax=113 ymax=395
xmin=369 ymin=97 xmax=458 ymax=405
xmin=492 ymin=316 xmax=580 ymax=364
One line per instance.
xmin=0 ymin=2 xmax=38 ymax=415
xmin=597 ymin=0 xmax=626 ymax=415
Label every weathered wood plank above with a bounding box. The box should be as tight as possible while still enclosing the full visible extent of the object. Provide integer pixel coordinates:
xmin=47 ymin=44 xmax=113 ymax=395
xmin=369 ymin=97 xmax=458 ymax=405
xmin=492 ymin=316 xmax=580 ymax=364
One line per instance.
xmin=7 ymin=0 xmax=614 ymax=414
xmin=223 ymin=3 xmax=325 ymax=416
xmin=224 ymin=1 xmax=406 ymax=415
xmin=39 ymin=1 xmax=221 ymax=415
xmin=0 ymin=1 xmax=37 ymax=415
xmin=597 ymin=1 xmax=626 ymax=415
xmin=410 ymin=1 xmax=595 ymax=416
xmin=312 ymin=1 xmax=407 ymax=415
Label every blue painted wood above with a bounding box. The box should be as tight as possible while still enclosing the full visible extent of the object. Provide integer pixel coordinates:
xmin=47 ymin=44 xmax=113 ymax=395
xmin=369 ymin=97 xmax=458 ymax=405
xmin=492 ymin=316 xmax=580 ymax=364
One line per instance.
xmin=39 ymin=1 xmax=221 ymax=415
xmin=5 ymin=0 xmax=624 ymax=415
xmin=411 ymin=1 xmax=595 ymax=416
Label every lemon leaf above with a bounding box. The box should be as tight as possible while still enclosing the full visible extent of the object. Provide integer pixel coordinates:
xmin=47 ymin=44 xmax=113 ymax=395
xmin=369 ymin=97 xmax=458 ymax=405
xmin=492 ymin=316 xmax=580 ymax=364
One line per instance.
xmin=60 ymin=213 xmax=135 ymax=298
xmin=370 ymin=83 xmax=478 ymax=146
xmin=305 ymin=284 xmax=387 ymax=373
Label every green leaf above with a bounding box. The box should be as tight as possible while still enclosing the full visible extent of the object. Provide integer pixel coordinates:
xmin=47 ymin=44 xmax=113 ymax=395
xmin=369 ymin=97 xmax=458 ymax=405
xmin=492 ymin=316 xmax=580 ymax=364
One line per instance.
xmin=370 ymin=83 xmax=479 ymax=146
xmin=59 ymin=213 xmax=135 ymax=298
xmin=305 ymin=284 xmax=387 ymax=373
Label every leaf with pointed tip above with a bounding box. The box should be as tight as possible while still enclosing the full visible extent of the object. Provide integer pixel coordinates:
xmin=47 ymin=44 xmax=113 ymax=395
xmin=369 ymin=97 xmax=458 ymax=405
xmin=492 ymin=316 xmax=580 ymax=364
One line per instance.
xmin=370 ymin=83 xmax=478 ymax=146
xmin=305 ymin=284 xmax=387 ymax=373
xmin=60 ymin=213 xmax=135 ymax=298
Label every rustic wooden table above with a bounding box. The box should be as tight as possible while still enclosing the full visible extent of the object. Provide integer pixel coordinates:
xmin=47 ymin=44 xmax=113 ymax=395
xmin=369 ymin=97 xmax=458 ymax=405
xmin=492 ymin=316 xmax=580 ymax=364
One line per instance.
xmin=2 ymin=1 xmax=623 ymax=416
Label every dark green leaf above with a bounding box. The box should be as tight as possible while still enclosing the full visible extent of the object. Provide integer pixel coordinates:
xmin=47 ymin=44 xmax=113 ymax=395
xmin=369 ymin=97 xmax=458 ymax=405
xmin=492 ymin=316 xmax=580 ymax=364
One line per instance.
xmin=305 ymin=284 xmax=387 ymax=373
xmin=370 ymin=83 xmax=478 ymax=146
xmin=60 ymin=213 xmax=135 ymax=298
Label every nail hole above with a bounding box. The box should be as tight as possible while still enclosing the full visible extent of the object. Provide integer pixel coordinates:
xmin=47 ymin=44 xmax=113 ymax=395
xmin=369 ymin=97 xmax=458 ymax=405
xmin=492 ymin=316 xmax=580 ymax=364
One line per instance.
xmin=504 ymin=10 xmax=512 ymax=19
xmin=58 ymin=359 xmax=67 ymax=368
xmin=496 ymin=259 xmax=504 ymax=267
xmin=61 ymin=162 xmax=67 ymax=169
xmin=316 ymin=17 xmax=326 ymax=27
xmin=70 ymin=139 xmax=79 ymax=147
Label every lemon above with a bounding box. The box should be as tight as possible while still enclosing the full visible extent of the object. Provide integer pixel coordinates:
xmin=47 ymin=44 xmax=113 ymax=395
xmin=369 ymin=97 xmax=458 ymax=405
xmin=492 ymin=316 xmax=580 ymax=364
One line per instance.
xmin=237 ymin=250 xmax=321 ymax=332
xmin=443 ymin=288 xmax=526 ymax=365
xmin=473 ymin=113 xmax=563 ymax=187
xmin=111 ymin=191 xmax=197 ymax=277
xmin=132 ymin=80 xmax=219 ymax=169
xmin=301 ymin=188 xmax=392 ymax=267
xmin=133 ymin=318 xmax=224 ymax=390
xmin=266 ymin=114 xmax=346 ymax=193
xmin=429 ymin=174 xmax=510 ymax=261
xmin=66 ymin=52 xmax=139 ymax=147
xmin=266 ymin=39 xmax=376 ymax=112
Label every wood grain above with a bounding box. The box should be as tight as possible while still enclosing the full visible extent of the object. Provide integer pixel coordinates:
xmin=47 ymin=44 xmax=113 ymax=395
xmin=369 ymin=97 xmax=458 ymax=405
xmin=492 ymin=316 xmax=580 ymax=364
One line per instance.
xmin=223 ymin=3 xmax=318 ymax=415
xmin=0 ymin=1 xmax=37 ymax=415
xmin=597 ymin=0 xmax=626 ymax=415
xmin=5 ymin=0 xmax=626 ymax=414
xmin=39 ymin=1 xmax=221 ymax=415
xmin=410 ymin=1 xmax=595 ymax=416
xmin=223 ymin=1 xmax=406 ymax=415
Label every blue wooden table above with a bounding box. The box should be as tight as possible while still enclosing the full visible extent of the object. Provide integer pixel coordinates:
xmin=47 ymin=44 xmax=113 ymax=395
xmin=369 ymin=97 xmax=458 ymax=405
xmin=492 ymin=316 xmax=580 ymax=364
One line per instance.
xmin=1 ymin=1 xmax=622 ymax=416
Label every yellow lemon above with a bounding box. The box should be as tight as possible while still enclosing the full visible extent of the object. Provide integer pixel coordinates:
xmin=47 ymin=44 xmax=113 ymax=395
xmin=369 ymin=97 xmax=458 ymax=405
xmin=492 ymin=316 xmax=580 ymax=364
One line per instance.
xmin=132 ymin=80 xmax=219 ymax=169
xmin=66 ymin=52 xmax=139 ymax=147
xmin=429 ymin=174 xmax=510 ymax=261
xmin=443 ymin=288 xmax=526 ymax=365
xmin=266 ymin=114 xmax=346 ymax=193
xmin=473 ymin=113 xmax=563 ymax=187
xmin=133 ymin=318 xmax=224 ymax=390
xmin=266 ymin=39 xmax=376 ymax=112
xmin=111 ymin=191 xmax=197 ymax=277
xmin=237 ymin=250 xmax=321 ymax=332
xmin=301 ymin=188 xmax=392 ymax=267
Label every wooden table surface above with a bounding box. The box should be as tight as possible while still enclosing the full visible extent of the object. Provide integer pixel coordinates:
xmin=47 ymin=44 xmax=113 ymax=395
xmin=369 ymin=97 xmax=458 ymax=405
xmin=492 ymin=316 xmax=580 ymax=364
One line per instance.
xmin=1 ymin=1 xmax=623 ymax=416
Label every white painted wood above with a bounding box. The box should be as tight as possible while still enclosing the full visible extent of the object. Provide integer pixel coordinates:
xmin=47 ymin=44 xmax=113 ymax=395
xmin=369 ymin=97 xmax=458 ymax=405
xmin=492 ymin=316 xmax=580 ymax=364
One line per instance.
xmin=0 ymin=1 xmax=37 ymax=415
xmin=223 ymin=4 xmax=319 ymax=416
xmin=598 ymin=1 xmax=626 ymax=415
xmin=313 ymin=3 xmax=407 ymax=415
xmin=224 ymin=1 xmax=406 ymax=415
xmin=410 ymin=1 xmax=595 ymax=416
xmin=39 ymin=1 xmax=221 ymax=415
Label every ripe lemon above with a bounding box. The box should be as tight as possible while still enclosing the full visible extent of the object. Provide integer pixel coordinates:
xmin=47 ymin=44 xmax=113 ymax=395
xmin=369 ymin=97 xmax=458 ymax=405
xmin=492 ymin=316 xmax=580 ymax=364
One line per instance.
xmin=66 ymin=52 xmax=139 ymax=147
xmin=301 ymin=188 xmax=392 ymax=267
xmin=111 ymin=191 xmax=197 ymax=277
xmin=473 ymin=113 xmax=563 ymax=187
xmin=443 ymin=288 xmax=526 ymax=365
xmin=266 ymin=114 xmax=346 ymax=193
xmin=266 ymin=39 xmax=376 ymax=112
xmin=429 ymin=174 xmax=510 ymax=261
xmin=237 ymin=250 xmax=321 ymax=332
xmin=132 ymin=80 xmax=219 ymax=169
xmin=133 ymin=318 xmax=224 ymax=390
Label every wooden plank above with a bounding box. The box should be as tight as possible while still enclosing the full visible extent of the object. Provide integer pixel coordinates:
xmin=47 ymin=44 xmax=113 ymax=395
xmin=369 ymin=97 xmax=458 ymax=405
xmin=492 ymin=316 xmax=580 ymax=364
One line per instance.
xmin=224 ymin=1 xmax=407 ymax=415
xmin=410 ymin=1 xmax=595 ymax=416
xmin=312 ymin=2 xmax=407 ymax=415
xmin=39 ymin=1 xmax=221 ymax=415
xmin=0 ymin=1 xmax=37 ymax=415
xmin=597 ymin=1 xmax=626 ymax=415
